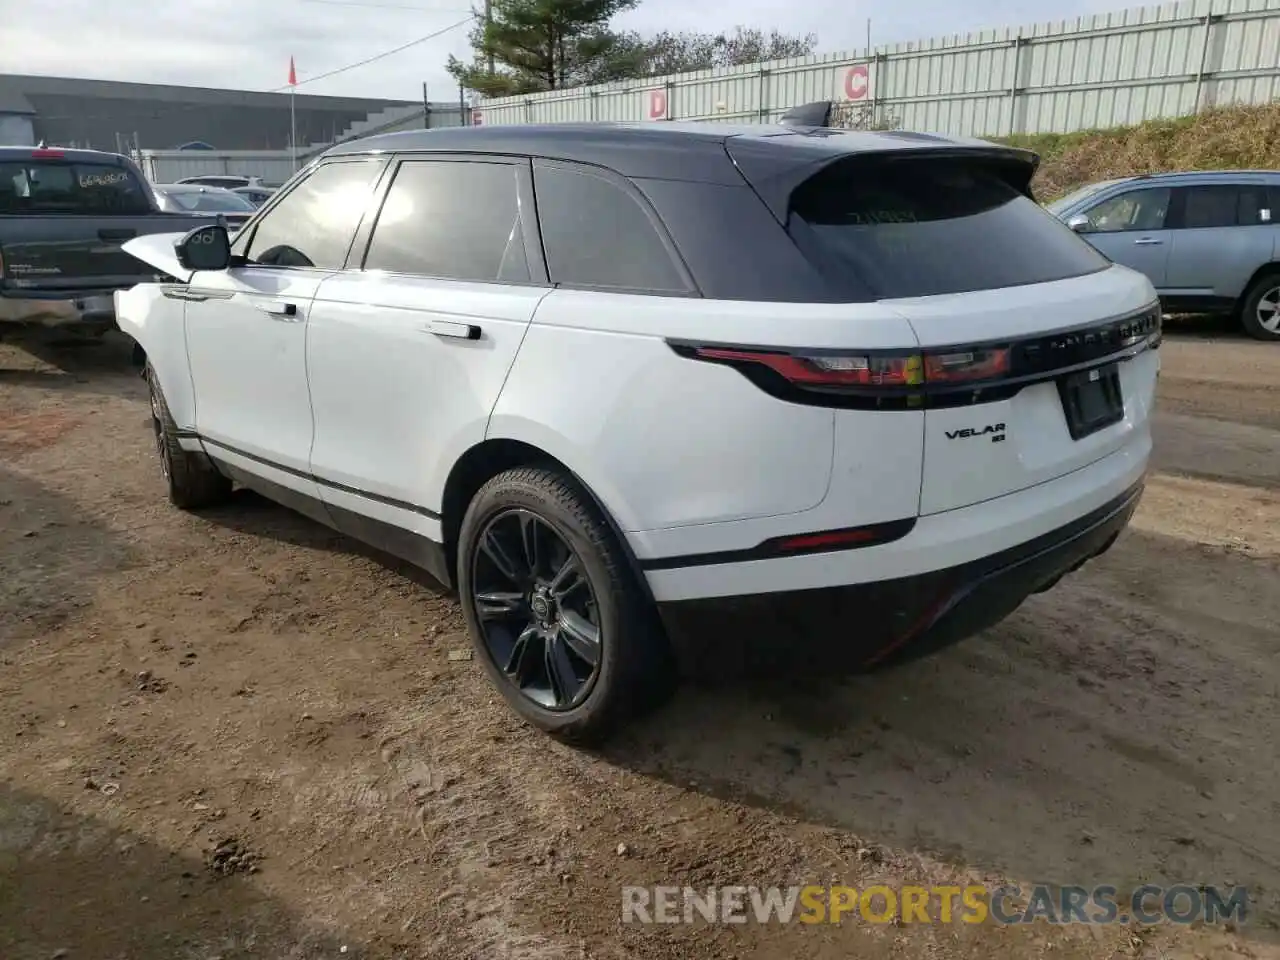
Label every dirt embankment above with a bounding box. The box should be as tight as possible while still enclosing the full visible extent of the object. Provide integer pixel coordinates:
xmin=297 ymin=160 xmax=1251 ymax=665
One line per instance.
xmin=999 ymin=101 xmax=1280 ymax=201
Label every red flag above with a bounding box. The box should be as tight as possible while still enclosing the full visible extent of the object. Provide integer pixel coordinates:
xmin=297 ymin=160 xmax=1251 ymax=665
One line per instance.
xmin=288 ymin=56 xmax=297 ymax=87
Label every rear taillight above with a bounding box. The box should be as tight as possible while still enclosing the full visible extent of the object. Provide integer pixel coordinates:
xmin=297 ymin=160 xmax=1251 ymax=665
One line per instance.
xmin=687 ymin=345 xmax=1010 ymax=389
xmin=31 ymin=148 xmax=64 ymax=158
xmin=670 ymin=304 xmax=1158 ymax=410
xmin=692 ymin=347 xmax=924 ymax=387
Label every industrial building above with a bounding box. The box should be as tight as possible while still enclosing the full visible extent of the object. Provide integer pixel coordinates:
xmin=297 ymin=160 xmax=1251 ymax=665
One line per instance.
xmin=0 ymin=73 xmax=429 ymax=153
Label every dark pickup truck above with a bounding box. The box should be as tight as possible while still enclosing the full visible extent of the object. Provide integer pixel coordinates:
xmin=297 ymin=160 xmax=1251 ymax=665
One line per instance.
xmin=0 ymin=145 xmax=215 ymax=337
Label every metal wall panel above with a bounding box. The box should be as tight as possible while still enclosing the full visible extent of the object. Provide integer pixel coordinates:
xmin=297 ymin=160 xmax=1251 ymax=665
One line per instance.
xmin=480 ymin=0 xmax=1280 ymax=137
xmin=135 ymin=151 xmax=300 ymax=185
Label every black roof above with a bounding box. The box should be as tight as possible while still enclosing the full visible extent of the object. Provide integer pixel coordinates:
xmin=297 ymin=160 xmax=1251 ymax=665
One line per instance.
xmin=325 ymin=121 xmax=1037 ymax=220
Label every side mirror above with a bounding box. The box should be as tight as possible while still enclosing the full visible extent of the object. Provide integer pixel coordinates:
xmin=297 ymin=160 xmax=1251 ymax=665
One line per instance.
xmin=1066 ymin=214 xmax=1090 ymax=233
xmin=175 ymin=223 xmax=231 ymax=272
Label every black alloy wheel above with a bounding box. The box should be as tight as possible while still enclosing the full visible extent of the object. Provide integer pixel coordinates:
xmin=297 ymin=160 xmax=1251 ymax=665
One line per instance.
xmin=146 ymin=364 xmax=232 ymax=510
xmin=149 ymin=382 xmax=172 ymax=482
xmin=470 ymin=508 xmax=603 ymax=711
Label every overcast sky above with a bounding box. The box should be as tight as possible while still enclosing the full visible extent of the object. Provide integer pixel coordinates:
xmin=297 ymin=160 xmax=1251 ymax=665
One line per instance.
xmin=5 ymin=0 xmax=1128 ymax=101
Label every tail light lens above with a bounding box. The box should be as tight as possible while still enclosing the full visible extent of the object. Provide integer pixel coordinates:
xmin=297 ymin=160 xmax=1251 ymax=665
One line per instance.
xmin=690 ymin=345 xmax=1009 ymax=389
xmin=693 ymin=347 xmax=925 ymax=386
xmin=672 ymin=305 xmax=1157 ymax=409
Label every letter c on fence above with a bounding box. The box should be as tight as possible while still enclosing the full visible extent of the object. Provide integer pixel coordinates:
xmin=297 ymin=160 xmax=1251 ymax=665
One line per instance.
xmin=845 ymin=64 xmax=869 ymax=101
xmin=648 ymin=89 xmax=668 ymax=120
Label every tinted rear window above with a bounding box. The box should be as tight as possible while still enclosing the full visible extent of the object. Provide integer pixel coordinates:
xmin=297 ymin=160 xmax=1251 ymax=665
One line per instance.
xmin=788 ymin=157 xmax=1109 ymax=300
xmin=0 ymin=160 xmax=152 ymax=215
xmin=162 ymin=190 xmax=256 ymax=213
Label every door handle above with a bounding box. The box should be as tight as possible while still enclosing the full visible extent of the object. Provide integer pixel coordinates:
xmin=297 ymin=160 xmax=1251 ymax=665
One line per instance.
xmin=254 ymin=300 xmax=300 ymax=319
xmin=1133 ymin=237 xmax=1164 ymax=245
xmin=428 ymin=319 xmax=482 ymax=340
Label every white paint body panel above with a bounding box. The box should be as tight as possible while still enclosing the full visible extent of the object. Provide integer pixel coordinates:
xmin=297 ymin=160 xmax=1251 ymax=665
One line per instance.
xmin=893 ymin=264 xmax=1159 ymax=514
xmin=184 ymin=266 xmax=333 ymax=482
xmin=489 ymin=289 xmax=921 ymax=532
xmin=113 ymin=283 xmax=195 ymax=428
xmin=306 ymin=271 xmax=549 ymax=524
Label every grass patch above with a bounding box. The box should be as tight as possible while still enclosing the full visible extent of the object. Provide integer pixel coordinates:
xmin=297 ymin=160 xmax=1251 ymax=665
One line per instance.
xmin=994 ymin=101 xmax=1280 ymax=202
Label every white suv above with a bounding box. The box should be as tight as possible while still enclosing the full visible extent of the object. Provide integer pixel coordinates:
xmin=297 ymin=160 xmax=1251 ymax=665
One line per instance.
xmin=115 ymin=120 xmax=1160 ymax=743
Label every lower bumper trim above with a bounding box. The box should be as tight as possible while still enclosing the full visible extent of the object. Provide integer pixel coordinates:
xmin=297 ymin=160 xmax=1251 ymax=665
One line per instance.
xmin=655 ymin=479 xmax=1145 ymax=677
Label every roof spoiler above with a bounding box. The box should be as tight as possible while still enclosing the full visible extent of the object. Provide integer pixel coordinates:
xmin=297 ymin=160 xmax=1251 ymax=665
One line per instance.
xmin=778 ymin=101 xmax=834 ymax=128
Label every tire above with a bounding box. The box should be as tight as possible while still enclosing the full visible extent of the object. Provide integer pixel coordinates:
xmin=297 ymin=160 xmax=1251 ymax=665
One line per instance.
xmin=146 ymin=364 xmax=232 ymax=510
xmin=1238 ymin=271 xmax=1280 ymax=341
xmin=457 ymin=466 xmax=672 ymax=745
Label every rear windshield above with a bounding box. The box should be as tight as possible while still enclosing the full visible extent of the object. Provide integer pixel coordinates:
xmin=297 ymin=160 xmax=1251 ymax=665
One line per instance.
xmin=0 ymin=160 xmax=153 ymax=215
xmin=162 ymin=190 xmax=256 ymax=213
xmin=788 ymin=157 xmax=1109 ymax=300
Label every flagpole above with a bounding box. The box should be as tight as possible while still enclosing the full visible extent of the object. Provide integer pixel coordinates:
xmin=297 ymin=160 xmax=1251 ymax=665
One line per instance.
xmin=288 ymin=55 xmax=298 ymax=172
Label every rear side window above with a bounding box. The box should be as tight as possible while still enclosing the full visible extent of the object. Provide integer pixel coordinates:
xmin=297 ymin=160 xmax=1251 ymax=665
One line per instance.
xmin=788 ymin=157 xmax=1110 ymax=300
xmin=1177 ymin=184 xmax=1272 ymax=228
xmin=0 ymin=160 xmax=152 ymax=215
xmin=363 ymin=160 xmax=529 ymax=283
xmin=533 ymin=162 xmax=690 ymax=294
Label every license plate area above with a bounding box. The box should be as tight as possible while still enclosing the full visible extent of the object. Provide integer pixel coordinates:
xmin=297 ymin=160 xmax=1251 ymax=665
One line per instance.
xmin=1058 ymin=364 xmax=1123 ymax=441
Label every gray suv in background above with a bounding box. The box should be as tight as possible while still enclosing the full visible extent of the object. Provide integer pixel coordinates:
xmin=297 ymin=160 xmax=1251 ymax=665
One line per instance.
xmin=1049 ymin=171 xmax=1280 ymax=341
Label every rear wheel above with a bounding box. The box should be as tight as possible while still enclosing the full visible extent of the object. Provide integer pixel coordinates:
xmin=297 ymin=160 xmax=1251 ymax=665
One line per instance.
xmin=146 ymin=365 xmax=232 ymax=510
xmin=457 ymin=466 xmax=670 ymax=745
xmin=1238 ymin=271 xmax=1280 ymax=341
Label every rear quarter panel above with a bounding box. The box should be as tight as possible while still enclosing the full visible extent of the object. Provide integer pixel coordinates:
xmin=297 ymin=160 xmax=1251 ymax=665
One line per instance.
xmin=488 ymin=289 xmax=923 ymax=535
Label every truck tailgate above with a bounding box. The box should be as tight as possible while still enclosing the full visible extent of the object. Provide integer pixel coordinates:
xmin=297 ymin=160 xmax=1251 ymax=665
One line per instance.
xmin=0 ymin=215 xmax=207 ymax=296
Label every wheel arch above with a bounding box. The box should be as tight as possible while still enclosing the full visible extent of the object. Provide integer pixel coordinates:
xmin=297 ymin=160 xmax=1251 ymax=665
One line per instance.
xmin=440 ymin=437 xmax=656 ymax=606
xmin=1235 ymin=261 xmax=1280 ymax=311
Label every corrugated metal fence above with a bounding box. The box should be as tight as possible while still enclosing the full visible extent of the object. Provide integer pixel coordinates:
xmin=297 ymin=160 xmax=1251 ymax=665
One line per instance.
xmin=478 ymin=0 xmax=1280 ymax=136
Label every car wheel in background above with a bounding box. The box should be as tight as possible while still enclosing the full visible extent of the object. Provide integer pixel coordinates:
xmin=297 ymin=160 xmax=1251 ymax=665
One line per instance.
xmin=457 ymin=466 xmax=671 ymax=745
xmin=146 ymin=364 xmax=232 ymax=510
xmin=1239 ymin=271 xmax=1280 ymax=341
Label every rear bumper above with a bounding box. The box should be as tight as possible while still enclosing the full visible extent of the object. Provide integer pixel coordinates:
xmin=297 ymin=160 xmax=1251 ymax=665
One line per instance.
xmin=0 ymin=290 xmax=118 ymax=329
xmin=656 ymin=478 xmax=1143 ymax=675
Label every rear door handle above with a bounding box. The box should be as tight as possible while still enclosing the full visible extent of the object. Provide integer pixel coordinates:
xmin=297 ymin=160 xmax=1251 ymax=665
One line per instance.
xmin=1133 ymin=237 xmax=1164 ymax=245
xmin=427 ymin=320 xmax=482 ymax=340
xmin=98 ymin=228 xmax=136 ymax=242
xmin=254 ymin=300 xmax=300 ymax=320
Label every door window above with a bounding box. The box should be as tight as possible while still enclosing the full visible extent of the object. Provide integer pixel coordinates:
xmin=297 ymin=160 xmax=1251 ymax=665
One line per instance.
xmin=1081 ymin=188 xmax=1171 ymax=233
xmin=362 ymin=159 xmax=529 ymax=282
xmin=533 ymin=161 xmax=691 ymax=294
xmin=240 ymin=160 xmax=382 ymax=269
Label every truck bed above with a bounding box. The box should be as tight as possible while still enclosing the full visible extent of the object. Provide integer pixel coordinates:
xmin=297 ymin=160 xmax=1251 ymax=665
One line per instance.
xmin=0 ymin=146 xmax=218 ymax=329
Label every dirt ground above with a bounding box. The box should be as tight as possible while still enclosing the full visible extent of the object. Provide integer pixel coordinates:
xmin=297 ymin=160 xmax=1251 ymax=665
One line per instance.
xmin=1 ymin=319 xmax=1278 ymax=960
